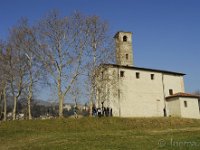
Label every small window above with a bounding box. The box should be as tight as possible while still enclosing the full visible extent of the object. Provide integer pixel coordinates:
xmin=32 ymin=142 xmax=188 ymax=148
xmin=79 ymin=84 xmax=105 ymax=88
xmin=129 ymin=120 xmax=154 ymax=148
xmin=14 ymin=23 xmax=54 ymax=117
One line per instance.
xmin=126 ymin=54 xmax=128 ymax=60
xmin=184 ymin=101 xmax=187 ymax=107
xmin=120 ymin=71 xmax=124 ymax=77
xmin=101 ymin=71 xmax=104 ymax=80
xmin=169 ymin=89 xmax=173 ymax=95
xmin=123 ymin=36 xmax=127 ymax=42
xmin=151 ymin=74 xmax=154 ymax=80
xmin=136 ymin=72 xmax=140 ymax=79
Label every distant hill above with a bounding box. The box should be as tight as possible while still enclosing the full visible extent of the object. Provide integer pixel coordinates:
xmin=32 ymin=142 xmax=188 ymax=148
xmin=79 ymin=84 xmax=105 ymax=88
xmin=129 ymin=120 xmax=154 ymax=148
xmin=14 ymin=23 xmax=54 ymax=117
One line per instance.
xmin=34 ymin=99 xmax=55 ymax=107
xmin=5 ymin=97 xmax=73 ymax=107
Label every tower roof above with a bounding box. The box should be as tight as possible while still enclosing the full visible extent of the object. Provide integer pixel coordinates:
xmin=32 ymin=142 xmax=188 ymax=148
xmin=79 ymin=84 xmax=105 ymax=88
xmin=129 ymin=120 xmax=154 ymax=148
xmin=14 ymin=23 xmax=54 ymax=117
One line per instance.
xmin=113 ymin=31 xmax=132 ymax=38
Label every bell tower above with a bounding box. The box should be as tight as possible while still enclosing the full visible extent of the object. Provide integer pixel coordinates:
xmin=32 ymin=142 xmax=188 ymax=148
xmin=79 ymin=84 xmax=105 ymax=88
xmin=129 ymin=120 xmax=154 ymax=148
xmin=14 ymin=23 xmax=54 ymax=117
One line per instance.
xmin=114 ymin=31 xmax=134 ymax=66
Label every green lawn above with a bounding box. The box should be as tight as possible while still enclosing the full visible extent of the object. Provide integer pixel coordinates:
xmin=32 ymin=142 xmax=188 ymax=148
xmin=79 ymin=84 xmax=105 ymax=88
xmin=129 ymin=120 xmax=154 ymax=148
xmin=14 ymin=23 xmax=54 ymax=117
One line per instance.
xmin=1 ymin=117 xmax=200 ymax=150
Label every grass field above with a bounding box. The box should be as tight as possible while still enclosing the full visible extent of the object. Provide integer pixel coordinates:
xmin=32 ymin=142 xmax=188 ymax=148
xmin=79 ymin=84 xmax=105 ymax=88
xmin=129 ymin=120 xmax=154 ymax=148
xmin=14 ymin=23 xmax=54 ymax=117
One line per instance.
xmin=1 ymin=117 xmax=200 ymax=150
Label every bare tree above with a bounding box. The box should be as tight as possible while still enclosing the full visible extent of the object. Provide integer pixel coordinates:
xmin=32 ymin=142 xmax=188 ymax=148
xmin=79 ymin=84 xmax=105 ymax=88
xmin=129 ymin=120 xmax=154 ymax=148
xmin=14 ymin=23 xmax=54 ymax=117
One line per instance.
xmin=0 ymin=41 xmax=10 ymax=121
xmin=9 ymin=18 xmax=44 ymax=120
xmin=82 ymin=16 xmax=115 ymax=115
xmin=0 ymin=42 xmax=7 ymax=120
xmin=94 ymin=64 xmax=119 ymax=111
xmin=17 ymin=20 xmax=36 ymax=120
xmin=193 ymin=90 xmax=200 ymax=101
xmin=34 ymin=11 xmax=88 ymax=118
xmin=193 ymin=90 xmax=200 ymax=96
xmin=7 ymin=20 xmax=34 ymax=120
xmin=0 ymin=10 xmax=115 ymax=119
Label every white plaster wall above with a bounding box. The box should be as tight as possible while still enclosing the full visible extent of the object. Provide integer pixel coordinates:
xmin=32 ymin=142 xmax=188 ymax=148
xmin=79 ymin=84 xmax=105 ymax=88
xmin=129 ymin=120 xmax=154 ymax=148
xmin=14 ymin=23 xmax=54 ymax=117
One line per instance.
xmin=163 ymin=75 xmax=185 ymax=97
xmin=96 ymin=66 xmax=186 ymax=118
xmin=166 ymin=98 xmax=181 ymax=117
xmin=106 ymin=68 xmax=121 ymax=116
xmin=119 ymin=69 xmax=165 ymax=117
xmin=179 ymin=97 xmax=200 ymax=119
xmin=105 ymin=67 xmax=167 ymax=117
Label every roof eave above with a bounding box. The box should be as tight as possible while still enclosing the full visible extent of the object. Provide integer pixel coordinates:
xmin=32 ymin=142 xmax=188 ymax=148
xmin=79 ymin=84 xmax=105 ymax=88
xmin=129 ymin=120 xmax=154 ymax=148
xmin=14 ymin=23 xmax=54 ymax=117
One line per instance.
xmin=100 ymin=64 xmax=185 ymax=76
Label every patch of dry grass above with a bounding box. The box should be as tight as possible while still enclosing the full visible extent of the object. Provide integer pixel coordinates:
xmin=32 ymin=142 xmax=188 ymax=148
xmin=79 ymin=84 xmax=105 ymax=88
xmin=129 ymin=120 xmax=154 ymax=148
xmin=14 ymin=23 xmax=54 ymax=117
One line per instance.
xmin=0 ymin=117 xmax=200 ymax=149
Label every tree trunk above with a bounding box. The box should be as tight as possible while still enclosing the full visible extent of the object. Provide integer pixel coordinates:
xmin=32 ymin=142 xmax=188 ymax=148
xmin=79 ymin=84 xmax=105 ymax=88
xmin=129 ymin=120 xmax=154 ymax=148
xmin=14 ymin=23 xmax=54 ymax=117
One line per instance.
xmin=3 ymin=85 xmax=7 ymax=121
xmin=58 ymin=94 xmax=64 ymax=118
xmin=27 ymin=83 xmax=32 ymax=120
xmin=89 ymin=100 xmax=93 ymax=117
xmin=0 ymin=91 xmax=2 ymax=119
xmin=58 ymin=77 xmax=63 ymax=118
xmin=13 ymin=96 xmax=17 ymax=120
xmin=27 ymin=65 xmax=33 ymax=120
xmin=89 ymin=86 xmax=94 ymax=116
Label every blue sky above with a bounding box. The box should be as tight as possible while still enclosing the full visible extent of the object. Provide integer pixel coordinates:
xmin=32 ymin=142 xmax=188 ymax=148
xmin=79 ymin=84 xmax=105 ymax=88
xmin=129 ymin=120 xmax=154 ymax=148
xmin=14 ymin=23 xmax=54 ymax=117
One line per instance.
xmin=0 ymin=0 xmax=200 ymax=100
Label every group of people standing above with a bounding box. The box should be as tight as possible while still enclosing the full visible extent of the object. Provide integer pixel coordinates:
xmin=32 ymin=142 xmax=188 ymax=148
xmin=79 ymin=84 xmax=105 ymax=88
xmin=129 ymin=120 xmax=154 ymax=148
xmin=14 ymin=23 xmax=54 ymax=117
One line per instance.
xmin=92 ymin=105 xmax=112 ymax=117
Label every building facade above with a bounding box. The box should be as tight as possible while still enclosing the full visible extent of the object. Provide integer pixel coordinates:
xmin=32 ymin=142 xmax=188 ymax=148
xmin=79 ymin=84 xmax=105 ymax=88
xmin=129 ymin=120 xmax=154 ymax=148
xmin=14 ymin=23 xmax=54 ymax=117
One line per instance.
xmin=95 ymin=31 xmax=200 ymax=119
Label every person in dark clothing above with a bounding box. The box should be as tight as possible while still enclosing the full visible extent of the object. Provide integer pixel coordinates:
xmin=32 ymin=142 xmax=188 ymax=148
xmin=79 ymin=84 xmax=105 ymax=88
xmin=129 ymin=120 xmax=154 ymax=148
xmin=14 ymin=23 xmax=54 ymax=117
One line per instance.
xmin=97 ymin=108 xmax=101 ymax=117
xmin=103 ymin=107 xmax=106 ymax=116
xmin=0 ymin=113 xmax=4 ymax=120
xmin=92 ymin=106 xmax=97 ymax=116
xmin=110 ymin=108 xmax=112 ymax=116
xmin=163 ymin=108 xmax=167 ymax=117
xmin=106 ymin=107 xmax=109 ymax=117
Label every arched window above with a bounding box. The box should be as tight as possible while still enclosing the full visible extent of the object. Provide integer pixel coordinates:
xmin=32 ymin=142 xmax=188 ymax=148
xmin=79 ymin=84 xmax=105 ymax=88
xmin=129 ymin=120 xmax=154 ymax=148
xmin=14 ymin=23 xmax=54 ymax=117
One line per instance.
xmin=123 ymin=35 xmax=127 ymax=42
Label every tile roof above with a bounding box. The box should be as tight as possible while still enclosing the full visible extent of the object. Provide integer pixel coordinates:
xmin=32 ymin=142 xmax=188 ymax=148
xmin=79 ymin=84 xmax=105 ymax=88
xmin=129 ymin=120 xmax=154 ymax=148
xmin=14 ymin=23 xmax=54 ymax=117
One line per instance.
xmin=166 ymin=92 xmax=200 ymax=100
xmin=100 ymin=64 xmax=185 ymax=76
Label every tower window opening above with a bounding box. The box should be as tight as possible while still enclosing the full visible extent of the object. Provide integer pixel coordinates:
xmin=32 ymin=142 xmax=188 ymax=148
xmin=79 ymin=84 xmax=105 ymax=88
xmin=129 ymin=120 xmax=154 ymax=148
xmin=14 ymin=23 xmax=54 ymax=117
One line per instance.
xmin=126 ymin=54 xmax=128 ymax=60
xmin=123 ymin=36 xmax=127 ymax=42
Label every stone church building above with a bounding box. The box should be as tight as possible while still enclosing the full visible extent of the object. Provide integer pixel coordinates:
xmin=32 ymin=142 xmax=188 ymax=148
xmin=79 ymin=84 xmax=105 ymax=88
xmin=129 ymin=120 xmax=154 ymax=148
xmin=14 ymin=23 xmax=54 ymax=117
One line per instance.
xmin=95 ymin=31 xmax=200 ymax=119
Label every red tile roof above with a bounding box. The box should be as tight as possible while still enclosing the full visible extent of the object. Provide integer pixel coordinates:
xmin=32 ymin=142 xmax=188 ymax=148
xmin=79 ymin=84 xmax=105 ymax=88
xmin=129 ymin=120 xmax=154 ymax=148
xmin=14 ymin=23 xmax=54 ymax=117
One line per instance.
xmin=166 ymin=92 xmax=200 ymax=100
